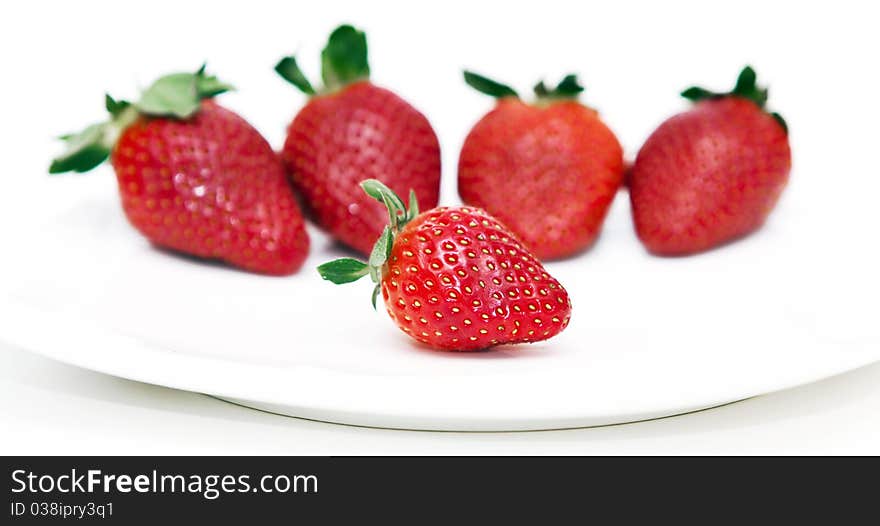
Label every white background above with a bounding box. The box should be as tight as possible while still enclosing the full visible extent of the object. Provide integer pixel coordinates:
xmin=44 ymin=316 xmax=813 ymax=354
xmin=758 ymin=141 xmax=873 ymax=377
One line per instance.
xmin=1 ymin=0 xmax=878 ymax=453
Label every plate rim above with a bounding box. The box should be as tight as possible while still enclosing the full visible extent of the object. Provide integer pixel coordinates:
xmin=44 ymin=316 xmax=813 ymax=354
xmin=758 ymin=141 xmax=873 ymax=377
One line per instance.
xmin=2 ymin=295 xmax=878 ymax=431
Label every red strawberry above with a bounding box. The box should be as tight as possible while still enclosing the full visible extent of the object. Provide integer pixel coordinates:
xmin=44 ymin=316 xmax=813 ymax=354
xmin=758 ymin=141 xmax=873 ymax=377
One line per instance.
xmin=49 ymin=67 xmax=309 ymax=275
xmin=458 ymin=72 xmax=624 ymax=260
xmin=275 ymin=25 xmax=441 ymax=256
xmin=629 ymin=66 xmax=791 ymax=255
xmin=318 ymin=180 xmax=572 ymax=351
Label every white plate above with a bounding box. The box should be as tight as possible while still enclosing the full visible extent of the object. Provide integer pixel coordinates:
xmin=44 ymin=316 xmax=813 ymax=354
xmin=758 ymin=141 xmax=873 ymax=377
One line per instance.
xmin=2 ymin=3 xmax=879 ymax=430
xmin=1 ymin=171 xmax=878 ymax=431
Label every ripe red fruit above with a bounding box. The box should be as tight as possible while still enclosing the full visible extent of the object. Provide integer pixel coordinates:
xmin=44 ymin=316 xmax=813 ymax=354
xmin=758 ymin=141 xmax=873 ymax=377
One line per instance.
xmin=458 ymin=72 xmax=624 ymax=260
xmin=629 ymin=66 xmax=791 ymax=255
xmin=49 ymin=67 xmax=309 ymax=275
xmin=276 ymin=25 xmax=441 ymax=256
xmin=318 ymin=180 xmax=572 ymax=351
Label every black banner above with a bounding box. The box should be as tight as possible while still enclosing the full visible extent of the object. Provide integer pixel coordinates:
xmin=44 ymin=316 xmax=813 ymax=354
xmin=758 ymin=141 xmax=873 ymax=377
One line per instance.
xmin=1 ymin=457 xmax=875 ymax=522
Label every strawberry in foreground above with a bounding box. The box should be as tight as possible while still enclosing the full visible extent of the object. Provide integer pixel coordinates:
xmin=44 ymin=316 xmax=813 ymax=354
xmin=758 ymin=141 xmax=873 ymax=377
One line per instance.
xmin=275 ymin=25 xmax=441 ymax=256
xmin=458 ymin=71 xmax=624 ymax=260
xmin=629 ymin=66 xmax=792 ymax=255
xmin=49 ymin=66 xmax=309 ymax=275
xmin=318 ymin=180 xmax=572 ymax=351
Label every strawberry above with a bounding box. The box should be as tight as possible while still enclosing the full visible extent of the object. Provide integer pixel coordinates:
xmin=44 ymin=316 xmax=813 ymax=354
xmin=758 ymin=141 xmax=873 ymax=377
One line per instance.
xmin=318 ymin=180 xmax=572 ymax=351
xmin=49 ymin=66 xmax=310 ymax=275
xmin=275 ymin=25 xmax=441 ymax=256
xmin=629 ymin=66 xmax=791 ymax=255
xmin=458 ymin=72 xmax=624 ymax=260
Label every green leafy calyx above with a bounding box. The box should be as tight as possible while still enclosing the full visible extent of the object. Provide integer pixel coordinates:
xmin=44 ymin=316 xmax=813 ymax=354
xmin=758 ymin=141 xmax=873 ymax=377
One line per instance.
xmin=275 ymin=56 xmax=316 ymax=95
xmin=317 ymin=180 xmax=420 ymax=309
xmin=276 ymin=24 xmax=370 ymax=96
xmin=533 ymin=74 xmax=584 ymax=101
xmin=463 ymin=71 xmax=519 ymax=99
xmin=49 ymin=65 xmax=233 ymax=174
xmin=136 ymin=65 xmax=233 ymax=118
xmin=465 ymin=71 xmax=585 ymax=105
xmin=681 ymin=65 xmax=788 ymax=134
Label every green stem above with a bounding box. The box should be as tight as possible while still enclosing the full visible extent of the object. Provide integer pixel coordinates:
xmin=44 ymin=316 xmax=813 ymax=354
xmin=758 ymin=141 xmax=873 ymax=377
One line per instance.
xmin=317 ymin=180 xmax=420 ymax=309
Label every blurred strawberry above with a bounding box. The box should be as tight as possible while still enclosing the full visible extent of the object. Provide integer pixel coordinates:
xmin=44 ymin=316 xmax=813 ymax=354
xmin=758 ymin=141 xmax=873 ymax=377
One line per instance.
xmin=458 ymin=72 xmax=624 ymax=260
xmin=629 ymin=66 xmax=791 ymax=255
xmin=276 ymin=25 xmax=441 ymax=255
xmin=50 ymin=66 xmax=309 ymax=275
